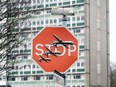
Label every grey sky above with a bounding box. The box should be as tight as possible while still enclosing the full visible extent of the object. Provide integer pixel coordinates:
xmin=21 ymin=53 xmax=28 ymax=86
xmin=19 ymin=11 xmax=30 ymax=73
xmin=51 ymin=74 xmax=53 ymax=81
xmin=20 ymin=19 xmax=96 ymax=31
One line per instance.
xmin=110 ymin=0 xmax=116 ymax=63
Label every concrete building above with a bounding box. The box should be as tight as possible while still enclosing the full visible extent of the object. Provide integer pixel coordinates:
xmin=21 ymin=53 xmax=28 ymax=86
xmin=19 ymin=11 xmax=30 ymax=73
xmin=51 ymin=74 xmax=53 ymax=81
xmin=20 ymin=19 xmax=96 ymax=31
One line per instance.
xmin=0 ymin=0 xmax=110 ymax=87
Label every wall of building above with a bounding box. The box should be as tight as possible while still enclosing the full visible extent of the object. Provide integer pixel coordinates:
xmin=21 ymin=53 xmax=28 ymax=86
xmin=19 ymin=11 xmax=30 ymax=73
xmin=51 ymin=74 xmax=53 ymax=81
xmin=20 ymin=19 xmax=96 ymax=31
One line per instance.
xmin=85 ymin=0 xmax=110 ymax=87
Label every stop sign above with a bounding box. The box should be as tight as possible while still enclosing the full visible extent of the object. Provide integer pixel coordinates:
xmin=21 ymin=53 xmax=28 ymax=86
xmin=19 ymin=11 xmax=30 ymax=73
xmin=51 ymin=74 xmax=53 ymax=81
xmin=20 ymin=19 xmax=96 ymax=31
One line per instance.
xmin=32 ymin=26 xmax=78 ymax=72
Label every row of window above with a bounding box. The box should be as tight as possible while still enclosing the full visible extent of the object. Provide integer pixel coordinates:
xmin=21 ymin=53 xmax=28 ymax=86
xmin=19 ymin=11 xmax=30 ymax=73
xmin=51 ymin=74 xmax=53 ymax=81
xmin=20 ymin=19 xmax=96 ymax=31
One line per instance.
xmin=19 ymin=0 xmax=42 ymax=5
xmin=8 ymin=68 xmax=85 ymax=76
xmin=77 ymin=62 xmax=84 ymax=67
xmin=21 ymin=5 xmax=84 ymax=14
xmin=20 ymin=16 xmax=84 ymax=27
xmin=16 ymin=62 xmax=84 ymax=70
xmin=14 ymin=64 xmax=39 ymax=70
xmin=25 ymin=0 xmax=85 ymax=4
xmin=7 ymin=74 xmax=82 ymax=81
xmin=18 ymin=24 xmax=84 ymax=33
xmin=12 ymin=60 xmax=84 ymax=72
xmin=20 ymin=0 xmax=84 ymax=6
xmin=67 ymin=86 xmax=84 ymax=87
xmin=8 ymin=75 xmax=53 ymax=81
xmin=13 ymin=86 xmax=84 ymax=87
xmin=17 ymin=23 xmax=85 ymax=33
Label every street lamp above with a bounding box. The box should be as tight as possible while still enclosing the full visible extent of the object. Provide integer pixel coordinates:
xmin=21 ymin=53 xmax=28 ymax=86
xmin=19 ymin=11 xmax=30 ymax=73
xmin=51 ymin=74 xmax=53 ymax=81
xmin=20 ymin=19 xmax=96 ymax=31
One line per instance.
xmin=51 ymin=7 xmax=75 ymax=26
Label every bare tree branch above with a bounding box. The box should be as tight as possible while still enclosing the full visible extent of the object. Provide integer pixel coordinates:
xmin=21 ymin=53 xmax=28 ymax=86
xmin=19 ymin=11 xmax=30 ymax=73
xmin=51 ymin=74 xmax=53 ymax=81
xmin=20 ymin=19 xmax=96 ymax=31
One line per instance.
xmin=0 ymin=0 xmax=31 ymax=75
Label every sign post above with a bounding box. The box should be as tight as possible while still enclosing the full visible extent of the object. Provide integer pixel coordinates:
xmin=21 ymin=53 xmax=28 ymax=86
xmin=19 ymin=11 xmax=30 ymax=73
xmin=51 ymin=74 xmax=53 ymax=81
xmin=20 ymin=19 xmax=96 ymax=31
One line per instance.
xmin=54 ymin=70 xmax=65 ymax=87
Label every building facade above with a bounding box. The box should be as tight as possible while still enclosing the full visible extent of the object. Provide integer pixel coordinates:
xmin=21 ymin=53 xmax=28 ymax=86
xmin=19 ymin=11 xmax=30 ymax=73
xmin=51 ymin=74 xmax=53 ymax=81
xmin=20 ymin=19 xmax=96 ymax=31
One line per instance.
xmin=0 ymin=0 xmax=109 ymax=87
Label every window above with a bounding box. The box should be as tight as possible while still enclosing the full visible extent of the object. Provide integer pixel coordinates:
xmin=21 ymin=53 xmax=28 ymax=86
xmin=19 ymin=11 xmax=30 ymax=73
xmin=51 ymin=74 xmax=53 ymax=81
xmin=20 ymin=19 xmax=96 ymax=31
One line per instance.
xmin=81 ymin=62 xmax=84 ymax=66
xmin=50 ymin=20 xmax=52 ymax=23
xmin=73 ymin=74 xmax=81 ymax=79
xmin=34 ymin=76 xmax=40 ymax=80
xmin=72 ymin=17 xmax=75 ymax=21
xmin=49 ymin=76 xmax=53 ymax=80
xmin=81 ymin=86 xmax=85 ymax=87
xmin=28 ymin=21 xmax=31 ymax=26
xmin=41 ymin=21 xmax=44 ymax=24
xmin=59 ymin=18 xmax=62 ymax=22
xmin=33 ymin=65 xmax=35 ymax=68
xmin=75 ymin=29 xmax=80 ymax=33
xmin=33 ymin=0 xmax=36 ymax=3
xmin=68 ymin=69 xmax=70 ymax=72
xmin=54 ymin=19 xmax=57 ymax=23
xmin=37 ymin=21 xmax=39 ymax=25
xmin=37 ymin=66 xmax=39 ymax=68
xmin=24 ymin=44 xmax=27 ymax=49
xmin=24 ymin=77 xmax=28 ymax=80
xmin=16 ymin=66 xmax=18 ymax=69
xmin=81 ymin=16 xmax=84 ymax=20
xmin=24 ymin=65 xmax=26 ymax=69
xmin=47 ymin=75 xmax=53 ymax=80
xmin=22 ymin=33 xmax=28 ymax=37
xmin=37 ymin=0 xmax=40 ymax=3
xmin=7 ymin=77 xmax=11 ymax=81
xmin=8 ymin=77 xmax=15 ymax=81
xmin=77 ymin=17 xmax=80 ymax=21
xmin=77 ymin=62 xmax=80 ymax=67
xmin=47 ymin=10 xmax=51 ymax=13
xmin=72 ymin=69 xmax=76 ymax=72
xmin=28 ymin=0 xmax=31 ymax=4
xmin=35 ymin=11 xmax=40 ymax=15
xmin=46 ymin=0 xmax=49 ymax=2
xmin=67 ymin=17 xmax=70 ymax=21
xmin=12 ymin=77 xmax=15 ymax=81
xmin=21 ymin=76 xmax=28 ymax=81
xmin=46 ymin=20 xmax=49 ymax=24
xmin=33 ymin=27 xmax=36 ymax=30
xmin=33 ymin=21 xmax=36 ymax=25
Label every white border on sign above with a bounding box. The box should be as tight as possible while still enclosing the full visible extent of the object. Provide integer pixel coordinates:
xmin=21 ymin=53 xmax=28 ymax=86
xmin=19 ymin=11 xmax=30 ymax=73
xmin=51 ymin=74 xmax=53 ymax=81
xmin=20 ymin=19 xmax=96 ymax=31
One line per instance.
xmin=31 ymin=25 xmax=79 ymax=74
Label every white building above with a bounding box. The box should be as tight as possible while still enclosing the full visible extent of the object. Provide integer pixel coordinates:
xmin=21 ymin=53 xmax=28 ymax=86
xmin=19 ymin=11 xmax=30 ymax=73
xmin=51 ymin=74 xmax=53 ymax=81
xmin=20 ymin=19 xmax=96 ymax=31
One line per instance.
xmin=0 ymin=0 xmax=110 ymax=87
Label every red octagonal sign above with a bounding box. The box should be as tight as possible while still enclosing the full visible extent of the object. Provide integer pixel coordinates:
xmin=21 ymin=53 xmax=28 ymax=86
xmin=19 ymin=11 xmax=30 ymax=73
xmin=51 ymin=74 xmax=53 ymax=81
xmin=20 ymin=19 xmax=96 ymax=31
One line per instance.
xmin=32 ymin=26 xmax=78 ymax=72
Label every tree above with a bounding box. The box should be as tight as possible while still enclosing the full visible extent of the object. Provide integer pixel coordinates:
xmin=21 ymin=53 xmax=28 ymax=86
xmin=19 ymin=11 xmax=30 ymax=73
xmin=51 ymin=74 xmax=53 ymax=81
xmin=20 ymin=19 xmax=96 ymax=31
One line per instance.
xmin=110 ymin=62 xmax=116 ymax=87
xmin=0 ymin=0 xmax=31 ymax=76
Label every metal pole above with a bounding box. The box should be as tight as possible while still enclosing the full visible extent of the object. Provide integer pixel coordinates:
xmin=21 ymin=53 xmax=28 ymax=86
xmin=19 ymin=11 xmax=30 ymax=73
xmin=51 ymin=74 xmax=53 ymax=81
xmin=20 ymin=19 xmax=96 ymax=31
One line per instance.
xmin=62 ymin=15 xmax=67 ymax=87
xmin=64 ymin=74 xmax=67 ymax=87
xmin=62 ymin=15 xmax=67 ymax=27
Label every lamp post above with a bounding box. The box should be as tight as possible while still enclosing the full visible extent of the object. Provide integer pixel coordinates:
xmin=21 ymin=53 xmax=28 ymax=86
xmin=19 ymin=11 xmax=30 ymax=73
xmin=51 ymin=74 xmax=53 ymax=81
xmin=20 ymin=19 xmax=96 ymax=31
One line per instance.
xmin=51 ymin=7 xmax=75 ymax=26
xmin=51 ymin=7 xmax=75 ymax=87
